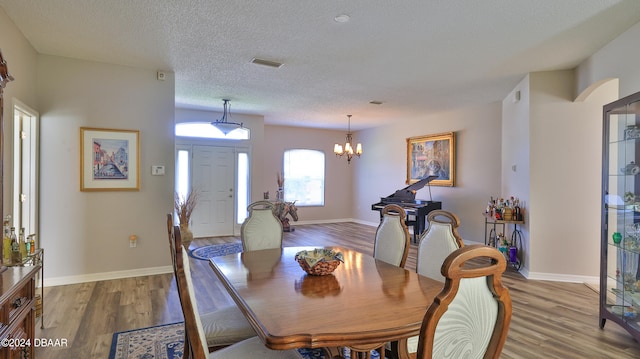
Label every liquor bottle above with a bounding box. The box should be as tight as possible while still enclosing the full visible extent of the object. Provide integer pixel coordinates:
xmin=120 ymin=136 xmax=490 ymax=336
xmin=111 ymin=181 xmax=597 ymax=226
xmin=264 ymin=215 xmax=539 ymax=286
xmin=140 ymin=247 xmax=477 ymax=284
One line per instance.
xmin=18 ymin=228 xmax=26 ymax=259
xmin=25 ymin=234 xmax=31 ymax=255
xmin=10 ymin=227 xmax=20 ymax=264
xmin=513 ymin=197 xmax=522 ymax=221
xmin=2 ymin=221 xmax=10 ymax=263
xmin=28 ymin=234 xmax=35 ymax=255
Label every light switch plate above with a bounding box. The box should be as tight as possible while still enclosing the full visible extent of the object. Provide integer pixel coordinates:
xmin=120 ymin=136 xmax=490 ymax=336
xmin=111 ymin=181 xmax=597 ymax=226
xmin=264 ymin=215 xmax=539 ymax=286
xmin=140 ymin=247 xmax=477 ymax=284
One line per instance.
xmin=151 ymin=165 xmax=165 ymax=175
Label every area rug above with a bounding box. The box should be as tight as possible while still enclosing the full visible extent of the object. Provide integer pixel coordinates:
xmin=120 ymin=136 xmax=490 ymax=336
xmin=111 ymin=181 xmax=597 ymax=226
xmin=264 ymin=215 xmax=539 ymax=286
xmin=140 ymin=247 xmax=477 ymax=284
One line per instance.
xmin=110 ymin=322 xmax=385 ymax=359
xmin=189 ymin=242 xmax=243 ymax=260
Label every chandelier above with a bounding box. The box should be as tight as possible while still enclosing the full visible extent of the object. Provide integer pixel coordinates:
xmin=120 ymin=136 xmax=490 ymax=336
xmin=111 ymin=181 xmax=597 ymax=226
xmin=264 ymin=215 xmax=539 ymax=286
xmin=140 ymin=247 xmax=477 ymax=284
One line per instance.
xmin=334 ymin=115 xmax=362 ymax=164
xmin=211 ymin=99 xmax=245 ymax=135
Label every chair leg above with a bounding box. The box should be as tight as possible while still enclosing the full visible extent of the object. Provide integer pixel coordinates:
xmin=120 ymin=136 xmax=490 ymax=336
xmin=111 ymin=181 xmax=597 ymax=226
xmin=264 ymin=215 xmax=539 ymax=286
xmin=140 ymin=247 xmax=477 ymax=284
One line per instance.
xmin=350 ymin=347 xmax=386 ymax=359
xmin=182 ymin=332 xmax=190 ymax=359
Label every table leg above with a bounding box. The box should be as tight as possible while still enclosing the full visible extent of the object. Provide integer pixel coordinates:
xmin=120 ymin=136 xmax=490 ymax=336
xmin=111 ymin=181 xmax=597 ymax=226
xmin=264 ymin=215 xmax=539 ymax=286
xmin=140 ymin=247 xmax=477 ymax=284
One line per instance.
xmin=415 ymin=215 xmax=425 ymax=243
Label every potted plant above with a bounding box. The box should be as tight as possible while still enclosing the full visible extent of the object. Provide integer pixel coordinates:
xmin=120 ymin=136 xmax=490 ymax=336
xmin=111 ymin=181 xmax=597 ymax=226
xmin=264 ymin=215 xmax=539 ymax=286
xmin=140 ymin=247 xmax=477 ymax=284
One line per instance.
xmin=174 ymin=190 xmax=198 ymax=246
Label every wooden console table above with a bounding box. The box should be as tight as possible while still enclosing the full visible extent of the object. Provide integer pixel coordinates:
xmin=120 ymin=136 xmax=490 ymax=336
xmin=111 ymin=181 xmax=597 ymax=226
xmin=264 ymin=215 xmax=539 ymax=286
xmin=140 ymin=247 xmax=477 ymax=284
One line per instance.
xmin=0 ymin=265 xmax=41 ymax=358
xmin=5 ymin=249 xmax=44 ymax=329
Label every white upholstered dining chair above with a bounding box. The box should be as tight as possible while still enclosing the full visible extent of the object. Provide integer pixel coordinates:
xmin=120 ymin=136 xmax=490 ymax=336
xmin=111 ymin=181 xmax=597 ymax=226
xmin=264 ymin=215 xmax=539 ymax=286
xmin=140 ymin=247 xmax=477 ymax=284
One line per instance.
xmin=416 ymin=210 xmax=465 ymax=281
xmin=415 ymin=244 xmax=512 ymax=359
xmin=168 ymin=215 xmax=255 ymax=354
xmin=373 ymin=204 xmax=411 ymax=268
xmin=348 ymin=205 xmax=411 ymax=359
xmin=390 ymin=209 xmax=465 ymax=359
xmin=241 ymin=201 xmax=283 ymax=251
xmin=173 ymin=224 xmax=303 ymax=359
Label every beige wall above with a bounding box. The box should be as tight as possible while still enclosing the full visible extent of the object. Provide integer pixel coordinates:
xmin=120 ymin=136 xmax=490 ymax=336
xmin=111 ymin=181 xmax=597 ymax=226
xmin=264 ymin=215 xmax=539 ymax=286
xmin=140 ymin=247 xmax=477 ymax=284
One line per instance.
xmin=503 ymin=19 xmax=640 ymax=281
xmin=502 ymin=71 xmax=617 ymax=281
xmin=263 ymin=125 xmax=354 ymax=222
xmin=37 ymin=55 xmax=175 ymax=283
xmin=174 ymin=110 xmax=355 ymax=224
xmin=577 ymin=21 xmax=640 ymax=101
xmin=0 ymin=7 xmax=38 ymax=216
xmin=528 ymin=71 xmax=616 ymax=281
xmin=174 ymin=107 xmax=267 ymax=213
xmin=353 ymin=103 xmax=503 ymax=244
xmin=501 ymin=75 xmax=531 ymax=272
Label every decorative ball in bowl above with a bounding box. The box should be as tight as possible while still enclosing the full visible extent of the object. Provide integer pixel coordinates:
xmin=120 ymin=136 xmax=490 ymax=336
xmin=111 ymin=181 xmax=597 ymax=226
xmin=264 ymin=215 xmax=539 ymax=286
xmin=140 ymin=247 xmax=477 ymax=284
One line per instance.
xmin=295 ymin=248 xmax=344 ymax=276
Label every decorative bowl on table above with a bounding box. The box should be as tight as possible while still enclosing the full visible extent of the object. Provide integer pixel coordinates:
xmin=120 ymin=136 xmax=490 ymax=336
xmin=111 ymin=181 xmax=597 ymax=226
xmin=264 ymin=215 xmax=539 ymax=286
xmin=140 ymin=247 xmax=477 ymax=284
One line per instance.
xmin=295 ymin=248 xmax=344 ymax=276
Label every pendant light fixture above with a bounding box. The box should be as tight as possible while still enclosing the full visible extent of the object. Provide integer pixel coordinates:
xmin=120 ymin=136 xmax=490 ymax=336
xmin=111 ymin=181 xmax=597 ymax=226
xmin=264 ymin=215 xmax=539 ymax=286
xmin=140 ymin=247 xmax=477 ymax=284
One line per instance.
xmin=211 ymin=99 xmax=245 ymax=135
xmin=334 ymin=115 xmax=362 ymax=164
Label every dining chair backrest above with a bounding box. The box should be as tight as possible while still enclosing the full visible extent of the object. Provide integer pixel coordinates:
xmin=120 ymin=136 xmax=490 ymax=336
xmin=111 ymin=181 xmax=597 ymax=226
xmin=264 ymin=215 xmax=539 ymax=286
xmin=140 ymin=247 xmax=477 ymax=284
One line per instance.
xmin=416 ymin=210 xmax=464 ymax=281
xmin=241 ymin=201 xmax=283 ymax=251
xmin=174 ymin=224 xmax=211 ymax=359
xmin=351 ymin=204 xmax=410 ymax=359
xmin=416 ymin=244 xmax=512 ymax=359
xmin=373 ymin=204 xmax=410 ymax=268
xmin=167 ymin=213 xmax=177 ymax=271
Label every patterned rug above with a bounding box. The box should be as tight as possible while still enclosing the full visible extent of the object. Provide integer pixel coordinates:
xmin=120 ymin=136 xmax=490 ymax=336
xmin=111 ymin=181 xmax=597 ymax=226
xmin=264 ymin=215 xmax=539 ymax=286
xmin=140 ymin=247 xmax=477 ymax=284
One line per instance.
xmin=189 ymin=242 xmax=243 ymax=260
xmin=110 ymin=322 xmax=384 ymax=359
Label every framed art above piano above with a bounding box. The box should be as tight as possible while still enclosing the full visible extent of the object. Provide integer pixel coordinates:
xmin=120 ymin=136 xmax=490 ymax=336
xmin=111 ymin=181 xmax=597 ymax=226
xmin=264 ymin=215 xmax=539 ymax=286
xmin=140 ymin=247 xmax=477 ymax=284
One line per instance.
xmin=406 ymin=132 xmax=455 ymax=187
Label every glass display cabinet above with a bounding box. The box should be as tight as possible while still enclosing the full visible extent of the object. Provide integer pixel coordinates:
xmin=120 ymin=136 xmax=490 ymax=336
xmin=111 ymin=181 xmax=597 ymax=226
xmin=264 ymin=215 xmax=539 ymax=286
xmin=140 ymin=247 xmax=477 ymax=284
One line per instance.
xmin=601 ymin=90 xmax=640 ymax=341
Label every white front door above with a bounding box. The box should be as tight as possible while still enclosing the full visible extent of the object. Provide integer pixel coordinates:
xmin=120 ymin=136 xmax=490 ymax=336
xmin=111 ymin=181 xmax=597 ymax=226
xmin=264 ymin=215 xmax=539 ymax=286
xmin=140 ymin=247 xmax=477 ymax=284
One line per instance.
xmin=191 ymin=145 xmax=235 ymax=237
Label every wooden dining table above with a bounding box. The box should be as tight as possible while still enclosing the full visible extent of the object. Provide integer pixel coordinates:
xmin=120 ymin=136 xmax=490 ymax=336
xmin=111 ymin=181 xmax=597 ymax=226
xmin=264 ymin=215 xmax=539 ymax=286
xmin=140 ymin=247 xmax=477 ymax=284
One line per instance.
xmin=208 ymin=246 xmax=444 ymax=357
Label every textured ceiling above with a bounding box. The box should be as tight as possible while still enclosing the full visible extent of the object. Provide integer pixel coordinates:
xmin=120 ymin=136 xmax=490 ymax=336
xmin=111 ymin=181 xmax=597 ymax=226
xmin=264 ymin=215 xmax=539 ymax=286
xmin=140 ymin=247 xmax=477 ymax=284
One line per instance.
xmin=1 ymin=0 xmax=640 ymax=130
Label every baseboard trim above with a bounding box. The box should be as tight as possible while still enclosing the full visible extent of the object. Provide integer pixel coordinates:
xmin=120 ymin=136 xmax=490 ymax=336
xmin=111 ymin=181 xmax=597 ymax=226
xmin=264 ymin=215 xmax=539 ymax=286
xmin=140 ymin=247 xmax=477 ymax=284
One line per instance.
xmin=525 ymin=271 xmax=599 ymax=284
xmin=293 ymin=218 xmax=378 ymax=227
xmin=44 ymin=265 xmax=173 ymax=287
xmin=43 ymin=221 xmax=598 ymax=286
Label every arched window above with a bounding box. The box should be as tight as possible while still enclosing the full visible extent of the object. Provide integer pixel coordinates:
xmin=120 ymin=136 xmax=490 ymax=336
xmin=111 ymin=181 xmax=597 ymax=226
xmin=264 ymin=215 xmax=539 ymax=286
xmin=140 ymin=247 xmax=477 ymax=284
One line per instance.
xmin=175 ymin=122 xmax=250 ymax=140
xmin=283 ymin=149 xmax=325 ymax=206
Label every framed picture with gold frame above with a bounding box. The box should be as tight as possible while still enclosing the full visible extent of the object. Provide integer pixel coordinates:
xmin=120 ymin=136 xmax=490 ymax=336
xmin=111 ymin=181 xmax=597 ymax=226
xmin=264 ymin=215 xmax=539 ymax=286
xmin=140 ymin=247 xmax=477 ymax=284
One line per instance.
xmin=80 ymin=127 xmax=140 ymax=191
xmin=406 ymin=132 xmax=455 ymax=187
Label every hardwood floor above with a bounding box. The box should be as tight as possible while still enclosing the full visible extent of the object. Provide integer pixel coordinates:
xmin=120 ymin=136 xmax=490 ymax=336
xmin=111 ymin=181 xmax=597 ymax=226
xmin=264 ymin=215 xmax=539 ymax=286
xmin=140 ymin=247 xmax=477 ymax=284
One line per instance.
xmin=34 ymin=222 xmax=640 ymax=358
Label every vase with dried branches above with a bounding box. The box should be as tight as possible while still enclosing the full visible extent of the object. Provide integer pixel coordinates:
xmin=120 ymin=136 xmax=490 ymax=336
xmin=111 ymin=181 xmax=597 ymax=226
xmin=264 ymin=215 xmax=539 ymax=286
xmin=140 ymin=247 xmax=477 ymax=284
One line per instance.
xmin=276 ymin=172 xmax=284 ymax=201
xmin=174 ymin=190 xmax=198 ymax=246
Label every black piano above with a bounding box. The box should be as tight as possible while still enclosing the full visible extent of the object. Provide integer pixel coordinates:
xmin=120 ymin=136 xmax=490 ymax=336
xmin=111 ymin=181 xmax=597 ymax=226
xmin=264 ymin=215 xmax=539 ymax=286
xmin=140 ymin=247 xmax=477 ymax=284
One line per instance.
xmin=371 ymin=175 xmax=442 ymax=243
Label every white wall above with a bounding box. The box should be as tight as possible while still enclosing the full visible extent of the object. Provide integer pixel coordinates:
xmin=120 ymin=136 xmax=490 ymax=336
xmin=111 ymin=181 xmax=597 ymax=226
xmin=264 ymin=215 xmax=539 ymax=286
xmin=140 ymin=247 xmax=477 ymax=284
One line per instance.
xmin=0 ymin=8 xmax=38 ymax=215
xmin=353 ymin=103 xmax=503 ymax=244
xmin=37 ymin=55 xmax=175 ymax=284
xmin=501 ymin=75 xmax=531 ymax=273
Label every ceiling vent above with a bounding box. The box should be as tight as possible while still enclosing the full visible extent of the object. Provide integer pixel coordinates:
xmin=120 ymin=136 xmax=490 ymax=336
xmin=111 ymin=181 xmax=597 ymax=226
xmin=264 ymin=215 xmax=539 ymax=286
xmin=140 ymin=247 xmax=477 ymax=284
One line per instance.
xmin=251 ymin=58 xmax=283 ymax=68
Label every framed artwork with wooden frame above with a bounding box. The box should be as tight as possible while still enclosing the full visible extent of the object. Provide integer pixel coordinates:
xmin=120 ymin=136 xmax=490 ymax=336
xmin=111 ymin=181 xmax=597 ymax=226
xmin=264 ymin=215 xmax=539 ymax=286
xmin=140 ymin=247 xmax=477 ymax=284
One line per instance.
xmin=80 ymin=127 xmax=140 ymax=191
xmin=406 ymin=131 xmax=455 ymax=187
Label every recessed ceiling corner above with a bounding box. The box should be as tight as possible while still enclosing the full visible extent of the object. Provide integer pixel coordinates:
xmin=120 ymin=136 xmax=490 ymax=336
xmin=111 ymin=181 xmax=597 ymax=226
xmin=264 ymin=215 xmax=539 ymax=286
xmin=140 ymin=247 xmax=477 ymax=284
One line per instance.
xmin=251 ymin=58 xmax=283 ymax=68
